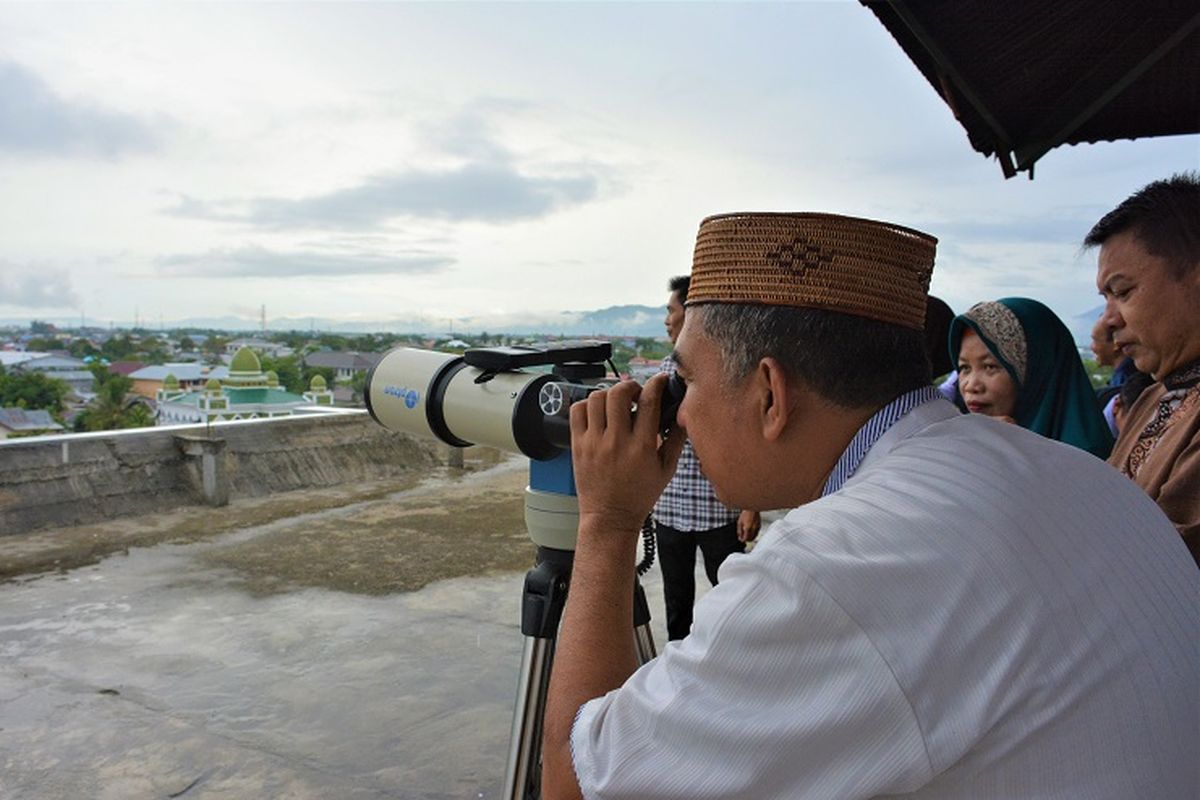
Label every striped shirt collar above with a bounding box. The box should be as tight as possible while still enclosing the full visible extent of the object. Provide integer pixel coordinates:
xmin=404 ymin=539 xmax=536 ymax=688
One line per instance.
xmin=821 ymin=386 xmax=943 ymax=497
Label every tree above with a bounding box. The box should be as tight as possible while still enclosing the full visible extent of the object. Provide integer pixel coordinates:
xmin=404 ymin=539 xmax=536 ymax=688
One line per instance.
xmin=0 ymin=365 xmax=70 ymax=415
xmin=349 ymin=370 xmax=368 ymax=405
xmin=318 ymin=333 xmax=350 ymax=351
xmin=303 ymin=364 xmax=335 ymax=392
xmin=202 ymin=335 xmax=229 ymax=356
xmin=72 ymin=368 xmax=153 ymax=431
xmin=275 ymin=331 xmax=312 ymax=351
xmin=178 ymin=335 xmax=196 ymax=351
xmin=68 ymin=339 xmax=100 ymax=359
xmin=1080 ymin=358 xmax=1114 ymax=389
xmin=260 ymin=354 xmax=305 ymax=394
xmin=136 ymin=338 xmax=170 ymax=365
xmin=101 ymin=334 xmax=136 ymax=361
xmin=352 ymin=332 xmax=401 ymax=352
xmin=635 ymin=337 xmax=670 ymax=359
xmin=26 ymin=337 xmax=61 ymax=352
xmin=609 ymin=342 xmax=636 ymax=376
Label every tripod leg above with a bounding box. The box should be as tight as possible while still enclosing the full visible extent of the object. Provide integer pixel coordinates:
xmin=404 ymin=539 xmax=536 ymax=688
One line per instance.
xmin=504 ymin=636 xmax=555 ymax=800
xmin=503 ymin=550 xmax=659 ymax=799
xmin=632 ymin=578 xmax=658 ymax=664
xmin=503 ymin=547 xmax=572 ymax=800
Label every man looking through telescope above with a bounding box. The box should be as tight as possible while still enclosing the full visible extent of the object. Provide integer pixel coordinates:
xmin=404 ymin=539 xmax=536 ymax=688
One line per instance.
xmin=654 ymin=274 xmax=761 ymax=641
xmin=542 ymin=213 xmax=1197 ymax=798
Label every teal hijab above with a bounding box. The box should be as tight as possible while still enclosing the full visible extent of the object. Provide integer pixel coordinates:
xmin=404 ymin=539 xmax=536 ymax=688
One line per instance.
xmin=949 ymin=297 xmax=1114 ymax=458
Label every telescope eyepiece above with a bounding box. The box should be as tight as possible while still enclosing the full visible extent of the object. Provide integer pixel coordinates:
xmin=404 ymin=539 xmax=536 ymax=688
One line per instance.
xmin=660 ymin=371 xmax=686 ymax=434
xmin=537 ymin=373 xmax=686 ymax=450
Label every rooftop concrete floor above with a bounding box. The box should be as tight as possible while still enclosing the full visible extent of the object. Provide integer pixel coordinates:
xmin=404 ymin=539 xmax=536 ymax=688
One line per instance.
xmin=0 ymin=458 xmax=687 ymax=799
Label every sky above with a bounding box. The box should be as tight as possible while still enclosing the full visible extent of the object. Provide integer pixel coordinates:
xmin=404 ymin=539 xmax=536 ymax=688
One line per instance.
xmin=0 ymin=1 xmax=1196 ymax=333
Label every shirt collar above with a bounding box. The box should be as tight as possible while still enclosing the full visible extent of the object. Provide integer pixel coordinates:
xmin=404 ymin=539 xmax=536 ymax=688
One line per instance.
xmin=1163 ymin=357 xmax=1200 ymax=392
xmin=821 ymin=386 xmax=944 ymax=497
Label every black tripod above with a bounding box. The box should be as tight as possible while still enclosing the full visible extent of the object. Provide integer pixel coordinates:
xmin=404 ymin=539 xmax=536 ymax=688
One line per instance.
xmin=502 ymin=483 xmax=658 ymax=800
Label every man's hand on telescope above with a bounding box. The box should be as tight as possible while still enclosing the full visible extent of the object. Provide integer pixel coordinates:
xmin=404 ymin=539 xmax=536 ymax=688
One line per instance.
xmin=569 ymin=374 xmax=687 ymax=539
xmin=543 ymin=374 xmax=686 ymax=800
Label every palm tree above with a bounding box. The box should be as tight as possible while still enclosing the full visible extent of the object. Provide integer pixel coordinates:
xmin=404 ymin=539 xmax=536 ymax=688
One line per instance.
xmin=75 ymin=371 xmax=153 ymax=431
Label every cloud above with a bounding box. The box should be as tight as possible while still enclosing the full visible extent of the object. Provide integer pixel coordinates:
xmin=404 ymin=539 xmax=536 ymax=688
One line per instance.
xmin=0 ymin=264 xmax=80 ymax=308
xmin=419 ymin=110 xmax=516 ymax=163
xmin=156 ymin=245 xmax=454 ymax=278
xmin=0 ymin=61 xmax=160 ymax=157
xmin=165 ymin=162 xmax=601 ymax=229
xmin=918 ymin=210 xmax=1107 ymax=246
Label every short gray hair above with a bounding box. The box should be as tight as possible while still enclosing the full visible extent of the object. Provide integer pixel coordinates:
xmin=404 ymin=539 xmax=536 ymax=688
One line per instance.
xmin=688 ymin=303 xmax=931 ymax=409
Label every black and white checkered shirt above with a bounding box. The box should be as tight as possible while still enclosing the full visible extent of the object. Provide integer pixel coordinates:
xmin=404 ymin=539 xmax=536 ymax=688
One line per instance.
xmin=652 ymin=356 xmax=740 ymax=531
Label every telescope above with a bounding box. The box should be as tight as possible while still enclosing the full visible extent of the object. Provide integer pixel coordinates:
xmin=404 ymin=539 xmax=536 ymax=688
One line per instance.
xmin=364 ymin=340 xmax=679 ymax=799
xmin=364 ymin=340 xmax=683 ymax=459
xmin=365 ymin=341 xmax=683 ymax=551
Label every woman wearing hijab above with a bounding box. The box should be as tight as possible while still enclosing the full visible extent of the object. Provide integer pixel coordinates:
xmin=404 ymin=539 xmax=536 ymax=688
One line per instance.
xmin=950 ymin=297 xmax=1114 ymax=458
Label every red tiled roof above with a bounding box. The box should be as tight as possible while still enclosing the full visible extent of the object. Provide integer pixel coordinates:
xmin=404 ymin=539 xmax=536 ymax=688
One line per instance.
xmin=108 ymin=361 xmax=146 ymax=376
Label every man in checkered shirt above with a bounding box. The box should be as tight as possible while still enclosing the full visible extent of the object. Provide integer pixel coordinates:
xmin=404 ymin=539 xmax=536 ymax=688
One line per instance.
xmin=654 ymin=275 xmax=761 ymax=640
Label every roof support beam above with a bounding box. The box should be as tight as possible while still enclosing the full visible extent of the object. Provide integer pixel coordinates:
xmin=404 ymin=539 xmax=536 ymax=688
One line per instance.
xmin=1014 ymin=11 xmax=1200 ymax=171
xmin=885 ymin=0 xmax=1018 ymax=175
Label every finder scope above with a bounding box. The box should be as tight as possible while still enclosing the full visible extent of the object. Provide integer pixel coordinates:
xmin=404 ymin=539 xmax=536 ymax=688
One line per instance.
xmin=364 ymin=341 xmax=684 ymax=459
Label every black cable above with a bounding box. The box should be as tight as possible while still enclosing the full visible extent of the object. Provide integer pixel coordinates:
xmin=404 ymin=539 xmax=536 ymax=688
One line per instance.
xmin=635 ymin=514 xmax=656 ymax=576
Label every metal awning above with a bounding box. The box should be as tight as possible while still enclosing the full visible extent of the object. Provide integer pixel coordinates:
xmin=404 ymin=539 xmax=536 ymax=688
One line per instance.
xmin=861 ymin=0 xmax=1200 ymax=178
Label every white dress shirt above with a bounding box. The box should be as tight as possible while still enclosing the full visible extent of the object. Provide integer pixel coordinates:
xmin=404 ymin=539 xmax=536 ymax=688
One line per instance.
xmin=571 ymin=399 xmax=1200 ymax=798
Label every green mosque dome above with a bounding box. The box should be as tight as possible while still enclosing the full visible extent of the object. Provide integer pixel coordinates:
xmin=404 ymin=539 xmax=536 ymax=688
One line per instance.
xmin=163 ymin=373 xmax=179 ymax=390
xmin=266 ymin=370 xmax=279 ymax=387
xmin=229 ymin=346 xmax=262 ymax=374
xmin=310 ymin=374 xmax=327 ymax=390
xmin=206 ymin=377 xmax=222 ymax=393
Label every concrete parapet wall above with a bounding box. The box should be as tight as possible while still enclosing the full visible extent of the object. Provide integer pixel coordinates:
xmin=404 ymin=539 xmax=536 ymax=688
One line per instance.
xmin=0 ymin=413 xmax=440 ymax=536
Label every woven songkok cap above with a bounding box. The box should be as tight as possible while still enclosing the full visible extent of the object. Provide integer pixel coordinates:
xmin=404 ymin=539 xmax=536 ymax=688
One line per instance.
xmin=688 ymin=212 xmax=938 ymax=330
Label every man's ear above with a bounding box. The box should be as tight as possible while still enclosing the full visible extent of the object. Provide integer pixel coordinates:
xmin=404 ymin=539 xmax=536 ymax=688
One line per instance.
xmin=755 ymin=357 xmax=794 ymax=442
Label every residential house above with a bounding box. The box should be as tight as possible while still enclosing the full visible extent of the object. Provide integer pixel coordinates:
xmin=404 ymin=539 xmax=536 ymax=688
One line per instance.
xmin=14 ymin=355 xmax=94 ymax=395
xmin=0 ymin=407 xmax=64 ymax=439
xmin=129 ymin=363 xmax=230 ymax=399
xmin=225 ymin=338 xmax=292 ymax=358
xmin=0 ymin=350 xmax=48 ymax=368
xmin=106 ymin=360 xmax=146 ymax=377
xmin=303 ymin=351 xmax=383 ymax=385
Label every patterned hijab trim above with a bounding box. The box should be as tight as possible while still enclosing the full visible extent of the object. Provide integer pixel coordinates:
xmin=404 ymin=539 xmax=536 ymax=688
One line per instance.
xmin=964 ymin=301 xmax=1028 ymax=384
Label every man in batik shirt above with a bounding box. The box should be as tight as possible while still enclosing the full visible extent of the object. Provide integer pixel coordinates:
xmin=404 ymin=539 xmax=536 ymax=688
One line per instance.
xmin=1088 ymin=172 xmax=1200 ymax=566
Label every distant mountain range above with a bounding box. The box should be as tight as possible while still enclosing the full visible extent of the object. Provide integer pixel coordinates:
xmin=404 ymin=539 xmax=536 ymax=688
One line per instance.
xmin=2 ymin=303 xmax=1108 ymax=345
xmin=1 ymin=304 xmax=670 ymax=338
